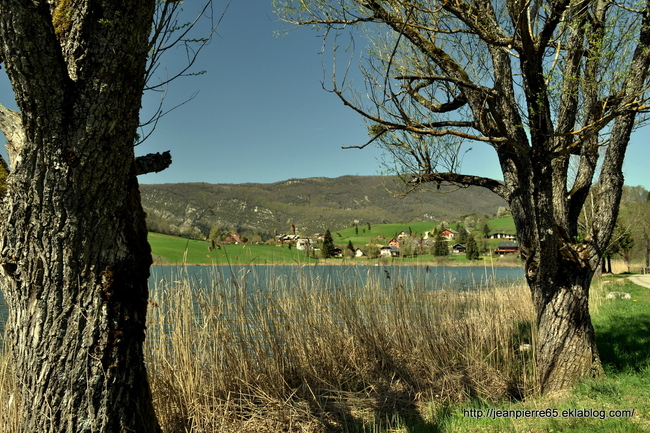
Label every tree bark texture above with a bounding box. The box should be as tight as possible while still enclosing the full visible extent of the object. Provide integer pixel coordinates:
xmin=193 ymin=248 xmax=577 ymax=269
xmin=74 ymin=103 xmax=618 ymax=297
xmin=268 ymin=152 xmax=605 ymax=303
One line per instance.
xmin=0 ymin=1 xmax=161 ymax=431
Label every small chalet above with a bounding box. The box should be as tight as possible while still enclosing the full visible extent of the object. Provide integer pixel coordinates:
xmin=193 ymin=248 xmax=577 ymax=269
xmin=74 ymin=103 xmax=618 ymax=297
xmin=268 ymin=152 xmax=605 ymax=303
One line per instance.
xmin=452 ymin=243 xmax=466 ymax=254
xmin=488 ymin=232 xmax=517 ymax=240
xmin=494 ymin=241 xmax=519 ymax=255
xmin=332 ymin=248 xmax=343 ymax=257
xmin=224 ymin=233 xmax=244 ymax=244
xmin=440 ymin=229 xmax=458 ymax=240
xmin=355 ymin=248 xmax=366 ymax=257
xmin=380 ymin=245 xmax=400 ymax=257
xmin=388 ymin=238 xmax=401 ymax=247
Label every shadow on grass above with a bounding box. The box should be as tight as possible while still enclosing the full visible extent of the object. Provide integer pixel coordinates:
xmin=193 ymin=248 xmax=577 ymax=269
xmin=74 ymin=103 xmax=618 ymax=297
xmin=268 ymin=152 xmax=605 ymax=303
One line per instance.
xmin=311 ymin=389 xmax=451 ymax=433
xmin=595 ymin=313 xmax=650 ymax=373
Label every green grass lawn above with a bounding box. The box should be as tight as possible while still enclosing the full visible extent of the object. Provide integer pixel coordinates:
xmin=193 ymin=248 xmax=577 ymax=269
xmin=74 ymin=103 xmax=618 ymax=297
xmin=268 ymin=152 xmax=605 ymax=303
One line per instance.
xmin=148 ymin=231 xmax=523 ymax=267
xmin=148 ymin=215 xmax=521 ymax=266
xmin=147 ymin=232 xmax=318 ymax=265
xmin=332 ymin=219 xmax=516 ymax=246
xmin=377 ymin=276 xmax=650 ymax=433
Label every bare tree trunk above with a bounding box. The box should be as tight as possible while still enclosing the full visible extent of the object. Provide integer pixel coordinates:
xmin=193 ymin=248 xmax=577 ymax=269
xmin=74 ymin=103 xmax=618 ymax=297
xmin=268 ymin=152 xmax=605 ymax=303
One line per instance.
xmin=1 ymin=168 xmax=160 ymax=432
xmin=530 ymin=267 xmax=602 ymax=393
xmin=0 ymin=1 xmax=162 ymax=430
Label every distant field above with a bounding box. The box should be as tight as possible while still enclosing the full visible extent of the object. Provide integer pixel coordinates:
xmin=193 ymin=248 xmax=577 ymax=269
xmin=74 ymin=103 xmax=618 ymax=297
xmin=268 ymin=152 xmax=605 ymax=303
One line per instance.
xmin=332 ymin=218 xmax=516 ymax=248
xmin=147 ymin=232 xmax=319 ymax=265
xmin=148 ymin=216 xmax=519 ymax=266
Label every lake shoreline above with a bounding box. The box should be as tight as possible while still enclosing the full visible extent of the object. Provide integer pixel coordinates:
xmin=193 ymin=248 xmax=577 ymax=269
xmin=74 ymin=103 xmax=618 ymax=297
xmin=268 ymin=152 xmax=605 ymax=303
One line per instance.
xmin=150 ymin=258 xmax=524 ymax=268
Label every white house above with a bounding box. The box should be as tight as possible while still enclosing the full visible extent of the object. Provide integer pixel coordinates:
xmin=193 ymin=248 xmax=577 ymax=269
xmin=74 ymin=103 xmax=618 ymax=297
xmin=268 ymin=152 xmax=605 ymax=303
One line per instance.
xmin=296 ymin=238 xmax=314 ymax=250
xmin=380 ymin=246 xmax=400 ymax=257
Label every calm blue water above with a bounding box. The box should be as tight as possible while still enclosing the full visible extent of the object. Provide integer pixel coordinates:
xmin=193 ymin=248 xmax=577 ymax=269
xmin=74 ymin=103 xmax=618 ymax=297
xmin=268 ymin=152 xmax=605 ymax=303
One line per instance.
xmin=0 ymin=265 xmax=525 ymax=337
xmin=148 ymin=264 xmax=525 ymax=292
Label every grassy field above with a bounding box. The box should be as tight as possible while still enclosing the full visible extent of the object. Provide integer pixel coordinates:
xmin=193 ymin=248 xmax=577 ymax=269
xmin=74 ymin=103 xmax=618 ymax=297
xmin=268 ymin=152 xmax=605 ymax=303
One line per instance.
xmin=437 ymin=276 xmax=650 ymax=433
xmin=331 ymin=218 xmax=516 ymax=246
xmin=148 ymin=232 xmax=319 ymax=265
xmin=148 ymin=217 xmax=519 ymax=266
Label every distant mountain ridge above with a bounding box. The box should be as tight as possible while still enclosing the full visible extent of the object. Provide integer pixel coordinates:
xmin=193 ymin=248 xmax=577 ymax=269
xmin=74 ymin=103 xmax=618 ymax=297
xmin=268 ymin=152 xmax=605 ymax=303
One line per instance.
xmin=140 ymin=175 xmax=507 ymax=238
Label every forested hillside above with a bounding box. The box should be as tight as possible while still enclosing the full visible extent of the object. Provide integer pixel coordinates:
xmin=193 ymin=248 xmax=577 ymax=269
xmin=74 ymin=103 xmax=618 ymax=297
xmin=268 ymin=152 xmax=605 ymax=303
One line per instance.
xmin=141 ymin=175 xmax=507 ymax=239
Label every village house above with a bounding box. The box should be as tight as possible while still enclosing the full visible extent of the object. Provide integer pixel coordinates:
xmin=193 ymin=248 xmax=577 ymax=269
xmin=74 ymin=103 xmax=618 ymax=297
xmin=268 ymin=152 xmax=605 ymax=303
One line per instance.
xmin=296 ymin=238 xmax=314 ymax=250
xmin=224 ymin=233 xmax=244 ymax=244
xmin=276 ymin=234 xmax=300 ymax=242
xmin=380 ymin=245 xmax=400 ymax=257
xmin=388 ymin=238 xmax=401 ymax=247
xmin=494 ymin=241 xmax=520 ymax=255
xmin=397 ymin=230 xmax=410 ymax=240
xmin=355 ymin=248 xmax=366 ymax=257
xmin=452 ymin=243 xmax=466 ymax=254
xmin=440 ymin=228 xmax=458 ymax=240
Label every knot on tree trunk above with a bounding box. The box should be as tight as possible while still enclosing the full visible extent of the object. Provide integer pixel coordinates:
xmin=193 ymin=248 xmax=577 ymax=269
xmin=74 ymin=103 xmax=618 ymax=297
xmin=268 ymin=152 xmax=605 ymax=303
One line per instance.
xmin=135 ymin=151 xmax=172 ymax=176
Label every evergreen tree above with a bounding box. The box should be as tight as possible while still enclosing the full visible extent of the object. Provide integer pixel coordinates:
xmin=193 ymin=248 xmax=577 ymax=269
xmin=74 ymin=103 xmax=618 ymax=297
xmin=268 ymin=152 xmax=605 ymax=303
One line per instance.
xmin=457 ymin=225 xmax=469 ymax=244
xmin=482 ymin=222 xmax=491 ymax=239
xmin=322 ymin=229 xmax=335 ymax=259
xmin=466 ymin=236 xmax=479 ymax=260
xmin=432 ymin=231 xmax=449 ymax=256
xmin=347 ymin=240 xmax=355 ymax=254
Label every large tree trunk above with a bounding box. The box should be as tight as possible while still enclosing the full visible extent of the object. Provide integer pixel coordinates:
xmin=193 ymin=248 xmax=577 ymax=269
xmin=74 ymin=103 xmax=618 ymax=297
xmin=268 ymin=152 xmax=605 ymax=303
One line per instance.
xmin=529 ymin=265 xmax=603 ymax=394
xmin=0 ymin=1 xmax=161 ymax=431
xmin=1 ymin=168 xmax=160 ymax=432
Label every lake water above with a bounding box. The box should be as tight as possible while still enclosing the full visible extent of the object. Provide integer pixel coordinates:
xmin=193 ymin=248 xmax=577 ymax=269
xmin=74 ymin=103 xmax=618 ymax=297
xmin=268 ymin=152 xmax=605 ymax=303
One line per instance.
xmin=148 ymin=264 xmax=525 ymax=292
xmin=0 ymin=265 xmax=525 ymax=338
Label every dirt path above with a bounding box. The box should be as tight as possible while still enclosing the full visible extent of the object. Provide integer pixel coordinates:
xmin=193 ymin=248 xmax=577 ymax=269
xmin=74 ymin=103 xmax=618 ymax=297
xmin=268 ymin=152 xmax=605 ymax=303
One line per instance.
xmin=626 ymin=274 xmax=650 ymax=289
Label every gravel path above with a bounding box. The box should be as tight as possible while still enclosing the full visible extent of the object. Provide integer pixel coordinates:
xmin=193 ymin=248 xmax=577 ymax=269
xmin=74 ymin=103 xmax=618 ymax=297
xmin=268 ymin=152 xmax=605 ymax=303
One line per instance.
xmin=626 ymin=274 xmax=650 ymax=289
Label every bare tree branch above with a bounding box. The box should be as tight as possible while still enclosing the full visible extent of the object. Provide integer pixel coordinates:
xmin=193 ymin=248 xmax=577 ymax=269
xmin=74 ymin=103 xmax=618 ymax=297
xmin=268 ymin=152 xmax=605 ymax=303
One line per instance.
xmin=135 ymin=151 xmax=172 ymax=176
xmin=409 ymin=171 xmax=509 ymax=200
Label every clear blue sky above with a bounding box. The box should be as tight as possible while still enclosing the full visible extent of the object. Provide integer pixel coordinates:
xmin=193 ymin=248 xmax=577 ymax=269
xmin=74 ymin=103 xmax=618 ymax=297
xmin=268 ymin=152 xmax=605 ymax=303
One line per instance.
xmin=0 ymin=1 xmax=649 ymax=190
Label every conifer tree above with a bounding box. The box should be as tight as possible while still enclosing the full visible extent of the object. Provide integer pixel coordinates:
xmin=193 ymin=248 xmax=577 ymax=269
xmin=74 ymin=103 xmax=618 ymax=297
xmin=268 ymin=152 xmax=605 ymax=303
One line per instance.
xmin=466 ymin=236 xmax=479 ymax=261
xmin=322 ymin=229 xmax=335 ymax=259
xmin=432 ymin=231 xmax=448 ymax=256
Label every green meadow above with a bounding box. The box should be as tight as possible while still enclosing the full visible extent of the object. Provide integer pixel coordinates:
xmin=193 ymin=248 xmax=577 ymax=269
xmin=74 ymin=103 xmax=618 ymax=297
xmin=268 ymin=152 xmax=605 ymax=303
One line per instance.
xmin=332 ymin=218 xmax=516 ymax=248
xmin=148 ymin=217 xmax=519 ymax=266
xmin=147 ymin=232 xmax=319 ymax=265
xmin=434 ymin=276 xmax=650 ymax=433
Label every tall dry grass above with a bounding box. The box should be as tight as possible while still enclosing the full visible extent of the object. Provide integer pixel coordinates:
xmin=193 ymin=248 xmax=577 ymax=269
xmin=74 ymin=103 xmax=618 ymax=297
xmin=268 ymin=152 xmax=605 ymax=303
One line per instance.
xmin=145 ymin=266 xmax=536 ymax=432
xmin=0 ymin=266 xmax=536 ymax=432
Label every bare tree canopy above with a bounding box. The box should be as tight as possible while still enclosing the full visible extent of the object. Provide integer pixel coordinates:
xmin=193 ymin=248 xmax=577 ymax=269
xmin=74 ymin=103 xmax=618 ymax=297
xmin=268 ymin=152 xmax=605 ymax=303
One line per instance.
xmin=0 ymin=1 xmax=218 ymax=431
xmin=277 ymin=0 xmax=650 ymax=393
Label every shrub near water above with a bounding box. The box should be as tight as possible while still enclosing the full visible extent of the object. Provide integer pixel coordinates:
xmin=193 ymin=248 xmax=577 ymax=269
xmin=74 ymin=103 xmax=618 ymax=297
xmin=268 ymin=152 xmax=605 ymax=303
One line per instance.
xmin=145 ymin=266 xmax=535 ymax=432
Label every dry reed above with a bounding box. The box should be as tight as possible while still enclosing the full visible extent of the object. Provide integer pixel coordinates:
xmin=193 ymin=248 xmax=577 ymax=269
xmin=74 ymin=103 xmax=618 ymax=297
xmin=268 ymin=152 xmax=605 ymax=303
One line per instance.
xmin=0 ymin=266 xmax=536 ymax=432
xmin=145 ymin=266 xmax=536 ymax=432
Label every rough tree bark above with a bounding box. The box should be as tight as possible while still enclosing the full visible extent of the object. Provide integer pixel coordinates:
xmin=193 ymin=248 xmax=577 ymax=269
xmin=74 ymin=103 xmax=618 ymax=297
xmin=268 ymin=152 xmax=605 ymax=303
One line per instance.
xmin=0 ymin=1 xmax=164 ymax=431
xmin=277 ymin=0 xmax=650 ymax=393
